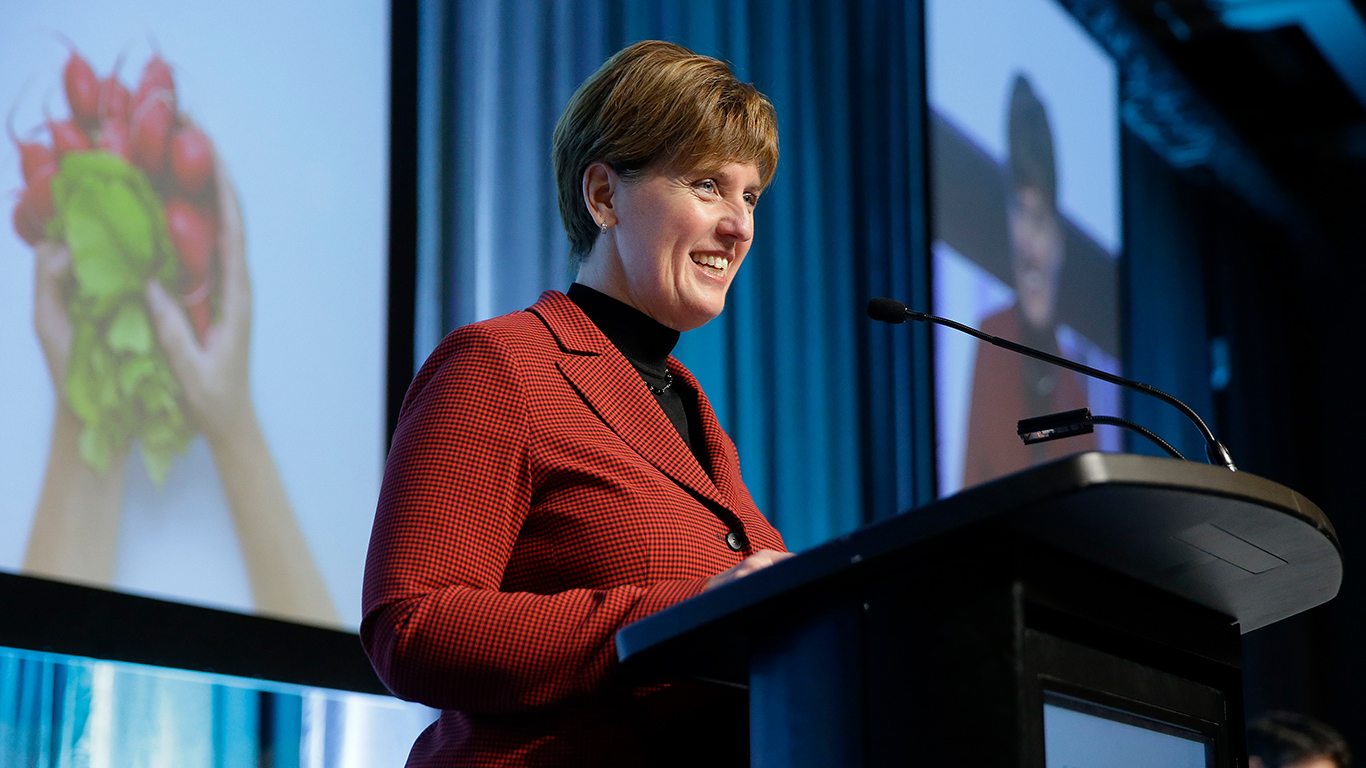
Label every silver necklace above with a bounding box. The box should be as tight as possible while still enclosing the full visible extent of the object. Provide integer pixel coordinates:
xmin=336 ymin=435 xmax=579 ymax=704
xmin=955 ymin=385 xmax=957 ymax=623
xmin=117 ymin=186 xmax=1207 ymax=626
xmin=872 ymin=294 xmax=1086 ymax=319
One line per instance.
xmin=643 ymin=370 xmax=673 ymax=395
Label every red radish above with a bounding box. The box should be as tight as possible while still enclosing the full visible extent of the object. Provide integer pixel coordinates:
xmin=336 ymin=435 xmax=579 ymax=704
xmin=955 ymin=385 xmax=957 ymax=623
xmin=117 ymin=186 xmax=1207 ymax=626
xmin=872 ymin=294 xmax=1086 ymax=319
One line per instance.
xmin=130 ymin=92 xmax=172 ymax=175
xmin=97 ymin=117 xmax=131 ymax=160
xmin=133 ymin=54 xmax=175 ymax=113
xmin=61 ymin=43 xmax=101 ymax=126
xmin=12 ymin=190 xmax=46 ymax=245
xmin=26 ymin=164 xmax=57 ymax=220
xmin=164 ymin=197 xmax=215 ymax=282
xmin=100 ymin=77 xmax=132 ymax=123
xmin=165 ymin=196 xmax=216 ymax=343
xmin=98 ymin=64 xmax=131 ymax=123
xmin=7 ymin=102 xmax=55 ymax=184
xmin=11 ymin=165 xmax=56 ymax=245
xmin=170 ymin=125 xmax=212 ymax=193
xmin=47 ymin=115 xmax=91 ymax=156
xmin=20 ymin=141 xmax=55 ymax=184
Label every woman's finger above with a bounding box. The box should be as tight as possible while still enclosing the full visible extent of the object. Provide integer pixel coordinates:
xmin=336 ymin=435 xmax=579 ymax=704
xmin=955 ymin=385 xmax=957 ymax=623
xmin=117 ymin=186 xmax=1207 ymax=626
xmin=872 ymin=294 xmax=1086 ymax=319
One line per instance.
xmin=739 ymin=549 xmax=791 ymax=576
xmin=34 ymin=241 xmax=73 ymax=299
xmin=747 ymin=549 xmax=792 ymax=568
xmin=33 ymin=242 xmax=74 ymax=385
xmin=34 ymin=240 xmax=70 ymax=274
xmin=146 ymin=279 xmax=204 ymax=394
xmin=704 ymin=549 xmax=794 ymax=591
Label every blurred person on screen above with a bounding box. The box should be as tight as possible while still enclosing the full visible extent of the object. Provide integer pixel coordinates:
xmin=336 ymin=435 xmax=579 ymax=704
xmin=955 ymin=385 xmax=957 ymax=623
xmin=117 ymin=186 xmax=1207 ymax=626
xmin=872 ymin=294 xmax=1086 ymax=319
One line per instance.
xmin=362 ymin=41 xmax=791 ymax=767
xmin=1249 ymin=711 xmax=1352 ymax=768
xmin=961 ymin=73 xmax=1096 ymax=487
xmin=23 ymin=150 xmax=337 ymax=626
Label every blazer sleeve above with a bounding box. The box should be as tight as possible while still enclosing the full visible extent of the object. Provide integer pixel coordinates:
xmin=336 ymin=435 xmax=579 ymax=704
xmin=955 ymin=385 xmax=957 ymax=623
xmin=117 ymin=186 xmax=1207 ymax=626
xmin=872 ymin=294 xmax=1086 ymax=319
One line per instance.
xmin=360 ymin=323 xmax=708 ymax=713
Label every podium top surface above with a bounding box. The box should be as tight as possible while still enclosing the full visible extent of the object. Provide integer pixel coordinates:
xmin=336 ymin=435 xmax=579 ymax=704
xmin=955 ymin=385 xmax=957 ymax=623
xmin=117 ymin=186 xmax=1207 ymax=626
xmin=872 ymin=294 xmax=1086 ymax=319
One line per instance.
xmin=617 ymin=452 xmax=1342 ymax=664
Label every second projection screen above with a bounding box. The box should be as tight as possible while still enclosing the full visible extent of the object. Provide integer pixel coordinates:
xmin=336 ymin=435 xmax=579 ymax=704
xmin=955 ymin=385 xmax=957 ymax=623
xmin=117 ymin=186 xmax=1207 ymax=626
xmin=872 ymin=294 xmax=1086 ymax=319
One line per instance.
xmin=928 ymin=0 xmax=1123 ymax=496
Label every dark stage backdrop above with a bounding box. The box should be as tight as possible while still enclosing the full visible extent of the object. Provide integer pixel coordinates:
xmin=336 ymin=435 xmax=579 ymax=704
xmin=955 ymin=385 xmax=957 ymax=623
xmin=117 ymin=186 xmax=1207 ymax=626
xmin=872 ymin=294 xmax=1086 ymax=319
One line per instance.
xmin=413 ymin=0 xmax=1366 ymax=749
xmin=414 ymin=0 xmax=935 ymax=552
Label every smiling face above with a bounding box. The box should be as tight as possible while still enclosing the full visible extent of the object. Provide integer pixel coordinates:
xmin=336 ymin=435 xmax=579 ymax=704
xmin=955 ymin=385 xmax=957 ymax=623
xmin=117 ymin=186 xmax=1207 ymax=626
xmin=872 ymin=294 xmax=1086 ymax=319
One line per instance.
xmin=1008 ymin=184 xmax=1064 ymax=331
xmin=577 ymin=161 xmax=761 ymax=332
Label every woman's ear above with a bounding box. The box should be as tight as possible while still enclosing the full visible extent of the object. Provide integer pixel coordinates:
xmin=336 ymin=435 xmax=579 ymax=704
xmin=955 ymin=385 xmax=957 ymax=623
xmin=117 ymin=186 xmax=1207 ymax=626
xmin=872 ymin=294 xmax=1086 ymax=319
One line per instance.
xmin=582 ymin=162 xmax=618 ymax=230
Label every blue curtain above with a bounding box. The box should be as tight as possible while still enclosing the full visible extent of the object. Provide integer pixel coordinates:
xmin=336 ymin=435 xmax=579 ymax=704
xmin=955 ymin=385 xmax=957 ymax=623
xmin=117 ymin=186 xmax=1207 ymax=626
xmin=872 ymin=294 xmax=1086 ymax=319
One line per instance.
xmin=1121 ymin=130 xmax=1216 ymax=461
xmin=0 ymin=645 xmax=435 ymax=768
xmin=419 ymin=0 xmax=930 ymax=552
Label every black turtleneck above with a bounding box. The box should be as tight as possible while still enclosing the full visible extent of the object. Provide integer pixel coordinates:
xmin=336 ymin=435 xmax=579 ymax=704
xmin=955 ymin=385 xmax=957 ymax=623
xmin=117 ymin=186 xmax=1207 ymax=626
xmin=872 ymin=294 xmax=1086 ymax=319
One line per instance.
xmin=567 ymin=283 xmax=706 ymax=466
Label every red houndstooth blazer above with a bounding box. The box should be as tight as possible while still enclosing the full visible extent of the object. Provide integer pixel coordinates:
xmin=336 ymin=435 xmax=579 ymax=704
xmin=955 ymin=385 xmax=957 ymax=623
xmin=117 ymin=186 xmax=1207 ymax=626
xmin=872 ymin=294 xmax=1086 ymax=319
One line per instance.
xmin=361 ymin=290 xmax=786 ymax=767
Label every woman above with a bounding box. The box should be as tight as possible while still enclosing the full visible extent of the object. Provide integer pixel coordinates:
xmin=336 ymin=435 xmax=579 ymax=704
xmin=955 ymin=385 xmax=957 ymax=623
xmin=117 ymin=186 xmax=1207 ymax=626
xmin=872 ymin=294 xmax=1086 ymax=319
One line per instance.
xmin=362 ymin=40 xmax=790 ymax=766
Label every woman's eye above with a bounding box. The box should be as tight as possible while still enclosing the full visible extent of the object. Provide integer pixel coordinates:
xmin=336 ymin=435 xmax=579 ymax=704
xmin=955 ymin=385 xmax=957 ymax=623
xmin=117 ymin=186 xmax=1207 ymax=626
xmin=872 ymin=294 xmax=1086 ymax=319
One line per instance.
xmin=696 ymin=179 xmax=717 ymax=194
xmin=744 ymin=193 xmax=757 ymax=207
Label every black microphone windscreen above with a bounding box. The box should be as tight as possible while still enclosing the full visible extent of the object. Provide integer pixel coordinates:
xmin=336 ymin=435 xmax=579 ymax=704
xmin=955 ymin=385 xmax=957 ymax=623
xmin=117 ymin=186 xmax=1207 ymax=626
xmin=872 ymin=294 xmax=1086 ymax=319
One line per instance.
xmin=867 ymin=297 xmax=909 ymax=324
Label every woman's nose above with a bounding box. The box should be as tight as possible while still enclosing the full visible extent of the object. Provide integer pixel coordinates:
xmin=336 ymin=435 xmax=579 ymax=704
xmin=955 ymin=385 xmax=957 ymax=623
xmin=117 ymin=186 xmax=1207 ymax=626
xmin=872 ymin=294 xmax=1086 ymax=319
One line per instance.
xmin=717 ymin=202 xmax=754 ymax=243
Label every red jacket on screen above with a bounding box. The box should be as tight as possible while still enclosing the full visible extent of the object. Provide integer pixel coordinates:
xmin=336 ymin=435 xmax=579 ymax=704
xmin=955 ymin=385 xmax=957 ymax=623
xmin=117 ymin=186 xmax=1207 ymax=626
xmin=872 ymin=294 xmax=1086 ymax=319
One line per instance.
xmin=361 ymin=290 xmax=785 ymax=767
xmin=962 ymin=305 xmax=1096 ymax=488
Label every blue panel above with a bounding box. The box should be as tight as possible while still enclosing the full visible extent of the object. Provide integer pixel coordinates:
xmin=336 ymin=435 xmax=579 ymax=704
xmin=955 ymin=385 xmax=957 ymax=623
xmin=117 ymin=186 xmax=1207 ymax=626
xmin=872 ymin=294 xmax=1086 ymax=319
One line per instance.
xmin=0 ymin=645 xmax=434 ymax=768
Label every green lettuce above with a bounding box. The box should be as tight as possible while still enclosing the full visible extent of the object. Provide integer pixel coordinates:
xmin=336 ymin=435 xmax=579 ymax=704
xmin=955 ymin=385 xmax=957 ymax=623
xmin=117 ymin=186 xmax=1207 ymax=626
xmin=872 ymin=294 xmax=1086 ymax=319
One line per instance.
xmin=50 ymin=151 xmax=194 ymax=486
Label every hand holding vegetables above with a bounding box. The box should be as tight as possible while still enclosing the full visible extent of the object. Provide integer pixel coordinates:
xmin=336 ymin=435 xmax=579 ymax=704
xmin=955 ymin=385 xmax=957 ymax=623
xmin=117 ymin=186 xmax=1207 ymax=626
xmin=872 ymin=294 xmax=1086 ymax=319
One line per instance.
xmin=32 ymin=241 xmax=75 ymax=388
xmin=18 ymin=39 xmax=340 ymax=624
xmin=146 ymin=153 xmax=252 ymax=448
xmin=12 ymin=42 xmax=222 ymax=485
xmin=49 ymin=151 xmax=192 ymax=482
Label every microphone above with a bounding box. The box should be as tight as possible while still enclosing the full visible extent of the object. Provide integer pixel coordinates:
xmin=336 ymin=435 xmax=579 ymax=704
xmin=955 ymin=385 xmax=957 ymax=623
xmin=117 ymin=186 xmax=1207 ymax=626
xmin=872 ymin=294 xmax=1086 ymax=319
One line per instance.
xmin=866 ymin=297 xmax=1236 ymax=471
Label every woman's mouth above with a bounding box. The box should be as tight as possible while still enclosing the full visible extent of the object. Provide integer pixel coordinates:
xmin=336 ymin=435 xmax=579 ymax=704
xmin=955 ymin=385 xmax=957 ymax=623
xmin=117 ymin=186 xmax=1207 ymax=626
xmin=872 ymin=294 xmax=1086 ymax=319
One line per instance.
xmin=690 ymin=253 xmax=730 ymax=277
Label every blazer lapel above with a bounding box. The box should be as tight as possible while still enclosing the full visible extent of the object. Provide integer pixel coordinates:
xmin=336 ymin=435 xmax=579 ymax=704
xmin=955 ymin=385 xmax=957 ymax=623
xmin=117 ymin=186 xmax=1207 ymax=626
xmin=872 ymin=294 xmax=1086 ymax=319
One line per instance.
xmin=668 ymin=361 xmax=739 ymax=509
xmin=529 ymin=292 xmax=732 ymax=513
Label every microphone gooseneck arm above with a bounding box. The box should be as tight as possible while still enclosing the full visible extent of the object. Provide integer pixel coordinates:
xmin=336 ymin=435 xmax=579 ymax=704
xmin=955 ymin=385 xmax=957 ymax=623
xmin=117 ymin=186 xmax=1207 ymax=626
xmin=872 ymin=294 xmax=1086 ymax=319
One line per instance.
xmin=1089 ymin=415 xmax=1185 ymax=461
xmin=866 ymin=297 xmax=1236 ymax=471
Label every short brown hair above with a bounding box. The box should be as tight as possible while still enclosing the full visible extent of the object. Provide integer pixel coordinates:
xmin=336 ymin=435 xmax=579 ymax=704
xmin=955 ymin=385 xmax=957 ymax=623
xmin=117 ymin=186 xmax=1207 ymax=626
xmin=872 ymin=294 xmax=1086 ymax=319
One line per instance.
xmin=552 ymin=40 xmax=779 ymax=265
xmin=1007 ymin=73 xmax=1056 ymax=210
xmin=1248 ymin=712 xmax=1352 ymax=768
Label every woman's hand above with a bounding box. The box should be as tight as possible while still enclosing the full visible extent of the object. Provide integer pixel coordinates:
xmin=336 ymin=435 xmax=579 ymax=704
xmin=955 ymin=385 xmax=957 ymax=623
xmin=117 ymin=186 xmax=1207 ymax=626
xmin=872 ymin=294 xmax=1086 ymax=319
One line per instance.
xmin=33 ymin=240 xmax=74 ymax=388
xmin=145 ymin=154 xmax=252 ymax=445
xmin=26 ymin=241 xmax=127 ymax=584
xmin=703 ymin=548 xmax=794 ymax=591
xmin=144 ymin=150 xmax=337 ymax=625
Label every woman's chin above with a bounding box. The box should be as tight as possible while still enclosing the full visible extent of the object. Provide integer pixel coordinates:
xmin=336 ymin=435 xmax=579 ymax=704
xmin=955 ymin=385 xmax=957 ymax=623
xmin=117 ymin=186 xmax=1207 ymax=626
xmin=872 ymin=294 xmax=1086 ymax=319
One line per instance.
xmin=662 ymin=298 xmax=726 ymax=332
xmin=682 ymin=288 xmax=731 ymax=328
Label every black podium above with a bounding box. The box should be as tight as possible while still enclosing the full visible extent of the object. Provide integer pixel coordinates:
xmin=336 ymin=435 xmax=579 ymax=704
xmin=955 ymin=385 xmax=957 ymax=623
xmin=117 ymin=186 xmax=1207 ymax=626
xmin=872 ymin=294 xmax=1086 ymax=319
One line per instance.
xmin=615 ymin=452 xmax=1341 ymax=767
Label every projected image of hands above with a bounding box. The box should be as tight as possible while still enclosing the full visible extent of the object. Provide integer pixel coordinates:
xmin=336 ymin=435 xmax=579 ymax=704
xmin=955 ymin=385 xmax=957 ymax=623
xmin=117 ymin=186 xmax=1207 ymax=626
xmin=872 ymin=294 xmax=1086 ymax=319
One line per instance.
xmin=11 ymin=42 xmax=337 ymax=626
xmin=16 ymin=47 xmax=212 ymax=487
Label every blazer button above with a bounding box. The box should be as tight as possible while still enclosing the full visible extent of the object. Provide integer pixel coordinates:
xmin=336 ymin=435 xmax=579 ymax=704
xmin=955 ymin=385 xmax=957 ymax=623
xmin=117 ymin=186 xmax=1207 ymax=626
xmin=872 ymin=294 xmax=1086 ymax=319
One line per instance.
xmin=725 ymin=531 xmax=748 ymax=551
